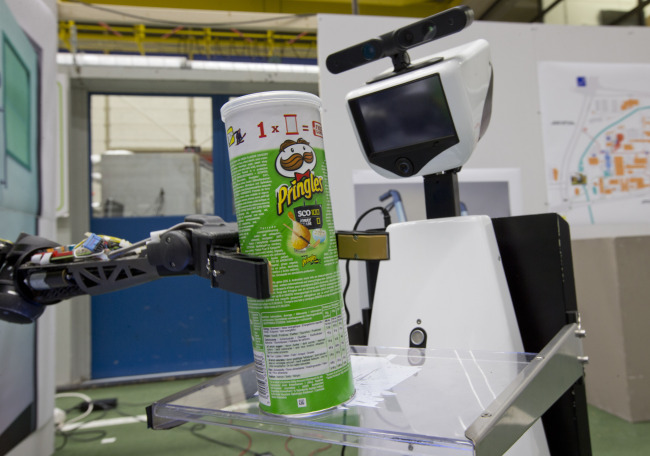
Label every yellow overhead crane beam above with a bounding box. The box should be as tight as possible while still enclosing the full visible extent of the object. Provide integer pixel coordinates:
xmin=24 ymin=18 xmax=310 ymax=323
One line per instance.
xmin=58 ymin=21 xmax=318 ymax=61
xmin=58 ymin=0 xmax=460 ymax=18
xmin=56 ymin=0 xmax=466 ymax=61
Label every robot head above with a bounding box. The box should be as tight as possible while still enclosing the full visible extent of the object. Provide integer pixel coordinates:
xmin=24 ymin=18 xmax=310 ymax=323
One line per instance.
xmin=345 ymin=39 xmax=493 ymax=178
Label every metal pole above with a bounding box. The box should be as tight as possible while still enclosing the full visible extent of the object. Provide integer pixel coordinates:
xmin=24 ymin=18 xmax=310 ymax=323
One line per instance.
xmin=423 ymin=172 xmax=461 ymax=219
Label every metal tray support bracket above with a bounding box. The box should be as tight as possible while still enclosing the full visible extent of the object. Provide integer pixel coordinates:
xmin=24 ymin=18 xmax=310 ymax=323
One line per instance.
xmin=465 ymin=322 xmax=587 ymax=456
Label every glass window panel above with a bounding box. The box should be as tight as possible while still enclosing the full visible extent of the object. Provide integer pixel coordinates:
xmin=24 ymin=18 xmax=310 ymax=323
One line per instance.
xmin=3 ymin=38 xmax=30 ymax=170
xmin=90 ymin=95 xmax=214 ymax=218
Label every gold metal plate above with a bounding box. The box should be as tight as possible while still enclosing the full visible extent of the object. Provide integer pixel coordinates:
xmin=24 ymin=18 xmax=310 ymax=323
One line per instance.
xmin=336 ymin=231 xmax=389 ymax=260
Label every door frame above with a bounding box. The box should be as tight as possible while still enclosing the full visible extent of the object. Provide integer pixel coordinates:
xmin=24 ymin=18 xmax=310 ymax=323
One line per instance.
xmin=58 ymin=63 xmax=318 ymax=384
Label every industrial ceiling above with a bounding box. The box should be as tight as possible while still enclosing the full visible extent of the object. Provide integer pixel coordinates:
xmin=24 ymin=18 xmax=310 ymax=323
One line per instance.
xmin=56 ymin=0 xmax=647 ymax=62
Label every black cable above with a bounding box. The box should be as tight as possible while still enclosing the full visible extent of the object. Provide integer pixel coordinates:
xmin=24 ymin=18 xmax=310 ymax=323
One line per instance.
xmin=62 ymin=404 xmax=260 ymax=455
xmin=342 ymin=259 xmax=352 ymax=324
xmin=188 ymin=423 xmax=263 ymax=456
xmin=353 ymin=206 xmax=391 ymax=231
xmin=342 ymin=206 xmax=391 ymax=325
xmin=54 ymin=408 xmax=109 ymax=452
xmin=56 ymin=403 xmax=258 ymax=455
xmin=54 ymin=431 xmax=68 ymax=452
xmin=340 ymin=408 xmax=348 ymax=455
xmin=55 ymin=428 xmax=107 ymax=452
xmin=55 ymin=403 xmax=260 ymax=456
xmin=66 ymin=429 xmax=108 ymax=443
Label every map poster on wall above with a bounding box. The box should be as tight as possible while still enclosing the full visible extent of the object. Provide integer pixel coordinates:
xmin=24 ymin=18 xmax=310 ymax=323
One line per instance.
xmin=538 ymin=62 xmax=650 ymax=225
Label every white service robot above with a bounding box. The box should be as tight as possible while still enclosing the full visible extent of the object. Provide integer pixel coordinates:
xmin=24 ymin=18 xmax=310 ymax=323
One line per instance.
xmin=327 ymin=6 xmax=550 ymax=455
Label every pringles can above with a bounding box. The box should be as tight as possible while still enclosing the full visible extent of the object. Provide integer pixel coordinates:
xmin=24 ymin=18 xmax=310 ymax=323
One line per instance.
xmin=220 ymin=91 xmax=354 ymax=415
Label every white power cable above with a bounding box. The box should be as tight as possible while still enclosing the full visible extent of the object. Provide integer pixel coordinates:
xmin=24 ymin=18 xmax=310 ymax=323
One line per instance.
xmin=54 ymin=392 xmax=95 ymax=431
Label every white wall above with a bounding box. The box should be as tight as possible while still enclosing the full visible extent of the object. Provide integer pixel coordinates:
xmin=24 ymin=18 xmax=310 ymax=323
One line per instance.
xmin=90 ymin=95 xmax=214 ymax=155
xmin=318 ymin=15 xmax=650 ymax=322
xmin=5 ymin=0 xmax=57 ymax=455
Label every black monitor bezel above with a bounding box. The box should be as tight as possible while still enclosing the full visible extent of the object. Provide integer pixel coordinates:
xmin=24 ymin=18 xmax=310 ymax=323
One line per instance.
xmin=348 ymin=72 xmax=460 ymax=177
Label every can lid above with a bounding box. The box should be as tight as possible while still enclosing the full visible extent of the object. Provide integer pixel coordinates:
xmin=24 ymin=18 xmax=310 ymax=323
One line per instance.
xmin=220 ymin=91 xmax=321 ymax=121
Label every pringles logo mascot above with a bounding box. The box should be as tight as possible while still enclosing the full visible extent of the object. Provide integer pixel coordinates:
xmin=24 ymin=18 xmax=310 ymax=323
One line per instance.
xmin=275 ymin=138 xmax=324 ymax=215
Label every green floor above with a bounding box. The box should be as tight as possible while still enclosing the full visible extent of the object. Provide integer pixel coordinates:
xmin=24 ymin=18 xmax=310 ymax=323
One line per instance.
xmin=54 ymin=377 xmax=356 ymax=456
xmin=53 ymin=377 xmax=650 ymax=456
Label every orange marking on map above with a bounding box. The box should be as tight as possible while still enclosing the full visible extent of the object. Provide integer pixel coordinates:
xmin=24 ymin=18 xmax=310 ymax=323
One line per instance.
xmin=614 ymin=156 xmax=624 ymax=176
xmin=621 ymin=99 xmax=639 ymax=110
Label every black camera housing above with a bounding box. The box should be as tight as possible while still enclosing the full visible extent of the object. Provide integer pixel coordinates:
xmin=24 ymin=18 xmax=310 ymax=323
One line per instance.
xmin=325 ymin=6 xmax=473 ymax=75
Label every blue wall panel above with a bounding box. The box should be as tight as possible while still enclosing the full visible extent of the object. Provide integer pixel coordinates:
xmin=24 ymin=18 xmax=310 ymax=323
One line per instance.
xmin=90 ymin=216 xmax=252 ymax=377
xmin=90 ymin=216 xmax=219 ymax=376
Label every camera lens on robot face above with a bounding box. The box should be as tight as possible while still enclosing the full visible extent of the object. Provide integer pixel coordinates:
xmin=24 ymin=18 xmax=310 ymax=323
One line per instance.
xmin=395 ymin=158 xmax=414 ymax=177
xmin=361 ymin=42 xmax=379 ymax=61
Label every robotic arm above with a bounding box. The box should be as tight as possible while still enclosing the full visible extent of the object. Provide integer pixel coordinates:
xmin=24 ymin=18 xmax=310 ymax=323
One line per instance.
xmin=0 ymin=215 xmax=272 ymax=324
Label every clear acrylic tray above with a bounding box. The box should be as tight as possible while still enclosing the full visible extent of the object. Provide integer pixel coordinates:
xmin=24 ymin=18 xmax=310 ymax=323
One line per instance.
xmin=148 ymin=345 xmax=543 ymax=455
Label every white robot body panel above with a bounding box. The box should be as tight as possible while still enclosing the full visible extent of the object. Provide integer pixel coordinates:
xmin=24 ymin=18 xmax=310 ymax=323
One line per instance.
xmin=367 ymin=216 xmax=550 ymax=456
xmin=367 ymin=215 xmax=519 ymax=351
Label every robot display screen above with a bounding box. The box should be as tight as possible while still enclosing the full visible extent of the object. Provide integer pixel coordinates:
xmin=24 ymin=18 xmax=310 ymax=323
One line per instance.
xmin=350 ymin=74 xmax=458 ymax=156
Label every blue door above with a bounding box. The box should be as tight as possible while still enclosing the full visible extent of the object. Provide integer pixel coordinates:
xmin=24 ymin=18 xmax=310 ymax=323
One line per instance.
xmin=89 ymin=95 xmax=253 ymax=378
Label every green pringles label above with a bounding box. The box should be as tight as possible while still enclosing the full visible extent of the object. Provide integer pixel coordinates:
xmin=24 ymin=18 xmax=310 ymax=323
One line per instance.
xmin=221 ymin=91 xmax=354 ymax=415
